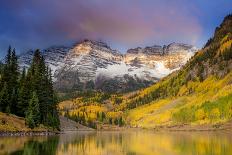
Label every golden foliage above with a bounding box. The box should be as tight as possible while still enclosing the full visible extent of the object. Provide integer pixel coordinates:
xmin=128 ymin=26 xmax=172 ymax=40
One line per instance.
xmin=126 ymin=71 xmax=232 ymax=128
xmin=195 ymin=109 xmax=206 ymax=120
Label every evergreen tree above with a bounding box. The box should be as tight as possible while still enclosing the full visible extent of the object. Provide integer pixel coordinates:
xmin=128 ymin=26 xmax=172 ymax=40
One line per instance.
xmin=25 ymin=92 xmax=40 ymax=128
xmin=25 ymin=110 xmax=35 ymax=129
xmin=47 ymin=112 xmax=60 ymax=130
xmin=0 ymin=61 xmax=4 ymax=80
xmin=27 ymin=50 xmax=49 ymax=123
xmin=0 ymin=46 xmax=11 ymax=94
xmin=17 ymin=68 xmax=29 ymax=116
xmin=0 ymin=47 xmax=12 ymax=112
xmin=6 ymin=46 xmax=11 ymax=66
xmin=0 ymin=47 xmax=59 ymax=129
xmin=0 ymin=47 xmax=20 ymax=114
xmin=0 ymin=83 xmax=9 ymax=112
xmin=9 ymin=88 xmax=17 ymax=114
xmin=8 ymin=49 xmax=19 ymax=114
xmin=25 ymin=49 xmax=60 ymax=128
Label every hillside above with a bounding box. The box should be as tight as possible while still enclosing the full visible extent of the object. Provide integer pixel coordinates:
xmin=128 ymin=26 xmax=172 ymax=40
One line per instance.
xmin=0 ymin=112 xmax=49 ymax=132
xmin=122 ymin=14 xmax=232 ymax=128
xmin=58 ymin=91 xmax=126 ymax=129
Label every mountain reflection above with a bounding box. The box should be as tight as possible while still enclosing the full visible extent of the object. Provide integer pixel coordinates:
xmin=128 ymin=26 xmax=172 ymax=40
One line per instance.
xmin=0 ymin=131 xmax=232 ymax=155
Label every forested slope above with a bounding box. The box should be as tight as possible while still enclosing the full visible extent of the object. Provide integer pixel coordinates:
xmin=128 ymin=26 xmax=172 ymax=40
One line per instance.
xmin=58 ymin=15 xmax=232 ymax=129
xmin=122 ymin=14 xmax=232 ymax=128
xmin=0 ymin=48 xmax=60 ymax=130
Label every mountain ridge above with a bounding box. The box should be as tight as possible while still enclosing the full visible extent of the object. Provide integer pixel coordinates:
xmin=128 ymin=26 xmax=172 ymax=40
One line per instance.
xmin=19 ymin=40 xmax=197 ymax=93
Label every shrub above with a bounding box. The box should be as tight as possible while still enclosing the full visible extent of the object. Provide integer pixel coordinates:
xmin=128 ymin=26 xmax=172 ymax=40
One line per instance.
xmin=209 ymin=108 xmax=220 ymax=120
xmin=195 ymin=109 xmax=206 ymax=120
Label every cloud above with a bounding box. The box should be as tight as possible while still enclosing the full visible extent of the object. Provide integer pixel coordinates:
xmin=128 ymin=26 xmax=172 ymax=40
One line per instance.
xmin=0 ymin=0 xmax=203 ymax=55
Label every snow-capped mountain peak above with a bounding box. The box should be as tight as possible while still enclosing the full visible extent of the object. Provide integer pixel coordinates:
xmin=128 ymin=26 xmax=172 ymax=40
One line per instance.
xmin=19 ymin=40 xmax=198 ymax=92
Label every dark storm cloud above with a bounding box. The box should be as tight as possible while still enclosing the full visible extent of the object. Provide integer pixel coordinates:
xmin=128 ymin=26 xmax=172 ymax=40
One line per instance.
xmin=0 ymin=0 xmax=231 ymax=57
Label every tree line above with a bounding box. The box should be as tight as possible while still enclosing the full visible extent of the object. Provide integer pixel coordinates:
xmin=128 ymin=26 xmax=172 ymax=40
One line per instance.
xmin=0 ymin=47 xmax=59 ymax=129
xmin=65 ymin=111 xmax=124 ymax=129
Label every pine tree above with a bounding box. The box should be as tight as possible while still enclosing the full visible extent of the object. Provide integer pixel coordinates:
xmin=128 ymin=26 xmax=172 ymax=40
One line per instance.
xmin=17 ymin=68 xmax=29 ymax=116
xmin=9 ymin=88 xmax=17 ymax=114
xmin=25 ymin=49 xmax=60 ymax=128
xmin=0 ymin=46 xmax=11 ymax=94
xmin=6 ymin=46 xmax=11 ymax=66
xmin=32 ymin=93 xmax=40 ymax=126
xmin=25 ymin=110 xmax=35 ymax=129
xmin=0 ymin=61 xmax=4 ymax=81
xmin=9 ymin=49 xmax=19 ymax=114
xmin=0 ymin=47 xmax=20 ymax=115
xmin=0 ymin=47 xmax=12 ymax=112
xmin=0 ymin=48 xmax=59 ymax=129
xmin=2 ymin=46 xmax=11 ymax=86
xmin=0 ymin=83 xmax=9 ymax=112
xmin=26 ymin=50 xmax=46 ymax=123
xmin=25 ymin=92 xmax=40 ymax=128
xmin=48 ymin=113 xmax=56 ymax=130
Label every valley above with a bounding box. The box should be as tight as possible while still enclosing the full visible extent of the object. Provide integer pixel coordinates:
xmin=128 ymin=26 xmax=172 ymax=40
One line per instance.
xmin=1 ymin=13 xmax=232 ymax=133
xmin=1 ymin=1 xmax=232 ymax=155
xmin=57 ymin=14 xmax=232 ymax=131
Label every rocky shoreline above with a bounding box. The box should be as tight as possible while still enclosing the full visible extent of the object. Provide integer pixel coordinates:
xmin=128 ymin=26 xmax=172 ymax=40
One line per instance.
xmin=0 ymin=131 xmax=60 ymax=137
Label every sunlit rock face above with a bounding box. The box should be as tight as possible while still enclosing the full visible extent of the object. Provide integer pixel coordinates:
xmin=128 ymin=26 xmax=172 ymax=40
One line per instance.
xmin=19 ymin=40 xmax=197 ymax=92
xmin=125 ymin=43 xmax=197 ymax=70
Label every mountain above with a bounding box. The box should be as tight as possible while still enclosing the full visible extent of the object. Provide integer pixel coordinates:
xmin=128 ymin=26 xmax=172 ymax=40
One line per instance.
xmin=19 ymin=46 xmax=70 ymax=75
xmin=119 ymin=14 xmax=232 ymax=128
xmin=19 ymin=40 xmax=197 ymax=93
xmin=57 ymin=14 xmax=232 ymax=130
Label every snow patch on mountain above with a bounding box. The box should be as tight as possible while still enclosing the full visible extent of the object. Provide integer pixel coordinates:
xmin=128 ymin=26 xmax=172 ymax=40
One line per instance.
xmin=19 ymin=40 xmax=198 ymax=92
xmin=96 ymin=61 xmax=176 ymax=80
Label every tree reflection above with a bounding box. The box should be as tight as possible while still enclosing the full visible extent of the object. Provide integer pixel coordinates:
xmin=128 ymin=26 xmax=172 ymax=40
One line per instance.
xmin=10 ymin=136 xmax=59 ymax=155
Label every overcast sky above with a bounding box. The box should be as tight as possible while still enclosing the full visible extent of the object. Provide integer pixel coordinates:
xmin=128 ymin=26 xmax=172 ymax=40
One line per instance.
xmin=0 ymin=0 xmax=232 ymax=58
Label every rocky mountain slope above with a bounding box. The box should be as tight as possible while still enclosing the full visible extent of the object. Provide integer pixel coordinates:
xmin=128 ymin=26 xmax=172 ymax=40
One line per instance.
xmin=19 ymin=40 xmax=197 ymax=93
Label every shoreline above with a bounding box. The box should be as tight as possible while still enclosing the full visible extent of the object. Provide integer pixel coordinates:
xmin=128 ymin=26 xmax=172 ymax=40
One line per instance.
xmin=152 ymin=120 xmax=232 ymax=132
xmin=1 ymin=120 xmax=232 ymax=136
xmin=0 ymin=131 xmax=60 ymax=137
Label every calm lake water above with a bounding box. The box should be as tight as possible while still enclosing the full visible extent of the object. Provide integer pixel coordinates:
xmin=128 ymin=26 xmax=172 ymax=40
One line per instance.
xmin=0 ymin=131 xmax=232 ymax=155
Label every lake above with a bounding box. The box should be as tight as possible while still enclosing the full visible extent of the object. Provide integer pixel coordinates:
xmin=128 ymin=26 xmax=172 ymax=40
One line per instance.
xmin=0 ymin=131 xmax=232 ymax=155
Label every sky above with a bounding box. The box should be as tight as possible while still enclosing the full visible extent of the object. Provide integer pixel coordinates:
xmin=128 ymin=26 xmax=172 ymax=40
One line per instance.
xmin=0 ymin=0 xmax=232 ymax=58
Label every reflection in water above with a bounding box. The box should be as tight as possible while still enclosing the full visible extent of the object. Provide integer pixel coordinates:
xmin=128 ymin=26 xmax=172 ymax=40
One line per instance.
xmin=0 ymin=136 xmax=59 ymax=155
xmin=0 ymin=131 xmax=232 ymax=155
